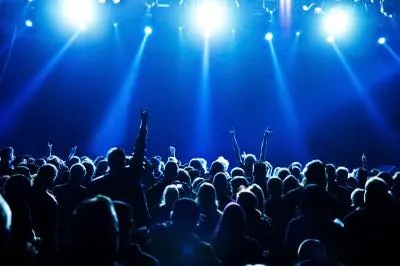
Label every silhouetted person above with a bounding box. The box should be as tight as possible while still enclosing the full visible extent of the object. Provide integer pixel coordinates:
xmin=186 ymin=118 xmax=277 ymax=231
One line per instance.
xmin=0 ymin=194 xmax=12 ymax=265
xmin=213 ymin=173 xmax=232 ymax=211
xmin=147 ymin=198 xmax=220 ymax=266
xmin=253 ymin=162 xmax=268 ymax=199
xmin=196 ymin=183 xmax=222 ymax=242
xmin=114 ymin=201 xmax=159 ymax=266
xmin=284 ymin=185 xmax=345 ymax=265
xmin=60 ymin=195 xmax=120 ymax=266
xmin=344 ymin=177 xmax=400 ymax=265
xmin=30 ymin=164 xmax=59 ymax=261
xmin=0 ymin=147 xmax=15 ymax=176
xmin=53 ymin=163 xmax=87 ymax=240
xmin=295 ymin=239 xmax=339 ymax=266
xmin=283 ymin=175 xmax=299 ymax=195
xmin=151 ymin=184 xmax=179 ymax=224
xmin=248 ymin=184 xmax=265 ymax=213
xmin=212 ymin=203 xmax=264 ymax=266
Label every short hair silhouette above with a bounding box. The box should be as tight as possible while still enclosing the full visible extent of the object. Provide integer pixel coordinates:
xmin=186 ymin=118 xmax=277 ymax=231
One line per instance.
xmin=297 ymin=239 xmax=328 ymax=261
xmin=160 ymin=185 xmax=179 ymax=207
xmin=303 ymin=160 xmax=327 ymax=189
xmin=170 ymin=198 xmax=200 ymax=232
xmin=364 ymin=177 xmax=389 ymax=206
xmin=69 ymin=163 xmax=86 ymax=185
xmin=197 ymin=183 xmax=218 ymax=211
xmin=268 ymin=177 xmax=282 ymax=197
xmin=231 ymin=167 xmax=245 ymax=178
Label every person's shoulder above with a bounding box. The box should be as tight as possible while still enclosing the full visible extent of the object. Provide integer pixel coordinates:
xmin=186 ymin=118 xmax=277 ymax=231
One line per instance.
xmin=53 ymin=183 xmax=68 ymax=193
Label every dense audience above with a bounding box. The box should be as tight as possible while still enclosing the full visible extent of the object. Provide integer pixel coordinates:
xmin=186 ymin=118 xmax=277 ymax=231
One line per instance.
xmin=0 ymin=109 xmax=399 ymax=266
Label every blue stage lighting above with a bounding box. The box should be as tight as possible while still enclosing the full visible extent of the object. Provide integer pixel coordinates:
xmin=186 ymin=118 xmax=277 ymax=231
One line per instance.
xmin=144 ymin=26 xmax=153 ymax=35
xmin=113 ymin=22 xmax=118 ymax=28
xmin=25 ymin=20 xmax=33 ymax=27
xmin=61 ymin=0 xmax=96 ymax=29
xmin=265 ymin=32 xmax=273 ymax=41
xmin=323 ymin=8 xmax=352 ymax=38
xmin=195 ymin=1 xmax=227 ymax=36
xmin=326 ymin=36 xmax=335 ymax=43
xmin=112 ymin=0 xmax=120 ymax=4
xmin=296 ymin=31 xmax=301 ymax=37
xmin=378 ymin=37 xmax=386 ymax=45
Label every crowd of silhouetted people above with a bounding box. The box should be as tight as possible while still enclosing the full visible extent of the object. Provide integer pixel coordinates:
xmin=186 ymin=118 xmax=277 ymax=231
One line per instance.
xmin=1 ymin=110 xmax=400 ymax=266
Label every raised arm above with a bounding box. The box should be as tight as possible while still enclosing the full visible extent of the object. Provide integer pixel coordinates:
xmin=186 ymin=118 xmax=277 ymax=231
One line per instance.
xmin=47 ymin=142 xmax=53 ymax=157
xmin=259 ymin=127 xmax=272 ymax=162
xmin=131 ymin=109 xmax=148 ymax=180
xmin=361 ymin=153 xmax=368 ymax=170
xmin=229 ymin=128 xmax=242 ymax=165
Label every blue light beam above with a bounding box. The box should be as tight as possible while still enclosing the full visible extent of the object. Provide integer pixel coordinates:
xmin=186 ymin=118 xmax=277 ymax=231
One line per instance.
xmin=0 ymin=32 xmax=79 ymax=137
xmin=90 ymin=35 xmax=149 ymax=155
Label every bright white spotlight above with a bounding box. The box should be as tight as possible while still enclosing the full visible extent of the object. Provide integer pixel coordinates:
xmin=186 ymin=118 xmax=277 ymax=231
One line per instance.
xmin=323 ymin=8 xmax=352 ymax=38
xmin=195 ymin=1 xmax=227 ymax=36
xmin=144 ymin=26 xmax=152 ymax=35
xmin=25 ymin=20 xmax=33 ymax=27
xmin=61 ymin=0 xmax=96 ymax=29
xmin=296 ymin=31 xmax=301 ymax=37
xmin=378 ymin=37 xmax=386 ymax=45
xmin=314 ymin=7 xmax=322 ymax=14
xmin=326 ymin=36 xmax=335 ymax=43
xmin=112 ymin=0 xmax=120 ymax=4
xmin=265 ymin=32 xmax=273 ymax=41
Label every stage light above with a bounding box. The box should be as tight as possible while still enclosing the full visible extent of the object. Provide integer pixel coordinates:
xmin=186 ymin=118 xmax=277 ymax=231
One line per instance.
xmin=265 ymin=32 xmax=273 ymax=41
xmin=112 ymin=0 xmax=120 ymax=4
xmin=113 ymin=22 xmax=118 ymax=28
xmin=378 ymin=37 xmax=386 ymax=45
xmin=98 ymin=0 xmax=106 ymax=3
xmin=144 ymin=26 xmax=153 ymax=35
xmin=314 ymin=7 xmax=322 ymax=14
xmin=61 ymin=0 xmax=96 ymax=29
xmin=25 ymin=20 xmax=33 ymax=27
xmin=296 ymin=31 xmax=301 ymax=37
xmin=195 ymin=1 xmax=227 ymax=36
xmin=327 ymin=36 xmax=334 ymax=43
xmin=323 ymin=8 xmax=352 ymax=38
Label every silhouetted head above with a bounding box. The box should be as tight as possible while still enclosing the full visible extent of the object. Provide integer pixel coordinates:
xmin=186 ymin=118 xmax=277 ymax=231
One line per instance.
xmin=364 ymin=177 xmax=390 ymax=207
xmin=0 ymin=194 xmax=11 ymax=247
xmin=170 ymin=198 xmax=200 ymax=233
xmin=213 ymin=172 xmax=229 ymax=193
xmin=68 ymin=156 xmax=81 ymax=168
xmin=69 ymin=163 xmax=86 ymax=186
xmin=277 ymin=168 xmax=291 ymax=180
xmin=290 ymin=165 xmax=302 ymax=180
xmin=160 ymin=184 xmax=179 ymax=207
xmin=304 ymin=160 xmax=327 ymax=189
xmin=336 ymin=167 xmax=349 ymax=186
xmin=283 ymin=175 xmax=299 ymax=194
xmin=164 ymin=161 xmax=178 ymax=180
xmin=4 ymin=174 xmax=31 ymax=202
xmin=197 ymin=183 xmax=218 ymax=212
xmin=214 ymin=203 xmax=246 ymax=239
xmin=243 ymin=154 xmax=256 ymax=170
xmin=192 ymin=177 xmax=205 ymax=194
xmin=290 ymin=161 xmax=303 ymax=170
xmin=230 ymin=176 xmax=248 ymax=196
xmin=35 ymin=158 xmax=46 ymax=168
xmin=177 ymin=169 xmax=191 ymax=184
xmin=71 ymin=195 xmax=119 ymax=257
xmin=231 ymin=167 xmax=245 ymax=178
xmin=237 ymin=190 xmax=257 ymax=214
xmin=95 ymin=160 xmax=108 ymax=177
xmin=267 ymin=177 xmax=282 ymax=198
xmin=253 ymin=162 xmax=267 ymax=178
xmin=0 ymin=147 xmax=14 ymax=165
xmin=355 ymin=167 xmax=368 ymax=188
xmin=325 ymin=164 xmax=336 ymax=182
xmin=210 ymin=160 xmax=225 ymax=178
xmin=82 ymin=160 xmax=95 ymax=184
xmin=189 ymin=158 xmax=207 ymax=176
xmin=378 ymin=172 xmax=393 ymax=189
xmin=248 ymin=184 xmax=265 ymax=211
xmin=14 ymin=165 xmax=31 ymax=178
xmin=297 ymin=239 xmax=328 ymax=262
xmin=113 ymin=201 xmax=134 ymax=246
xmin=34 ymin=164 xmax=58 ymax=190
xmin=107 ymin=148 xmax=126 ymax=171
xmin=347 ymin=176 xmax=358 ymax=190
xmin=351 ymin=188 xmax=365 ymax=208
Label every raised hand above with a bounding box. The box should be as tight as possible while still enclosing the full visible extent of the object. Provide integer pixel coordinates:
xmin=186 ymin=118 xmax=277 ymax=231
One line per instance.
xmin=264 ymin=127 xmax=273 ymax=138
xmin=361 ymin=153 xmax=367 ymax=163
xmin=229 ymin=127 xmax=236 ymax=137
xmin=141 ymin=108 xmax=148 ymax=123
xmin=169 ymin=146 xmax=176 ymax=157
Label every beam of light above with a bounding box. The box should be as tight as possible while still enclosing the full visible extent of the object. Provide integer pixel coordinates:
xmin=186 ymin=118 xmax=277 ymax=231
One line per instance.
xmin=0 ymin=32 xmax=79 ymax=138
xmin=267 ymin=42 xmax=309 ymax=160
xmin=331 ymin=43 xmax=398 ymax=144
xmin=90 ymin=34 xmax=149 ymax=155
xmin=280 ymin=0 xmax=293 ymax=31
xmin=384 ymin=45 xmax=400 ymax=64
xmin=194 ymin=38 xmax=212 ymax=156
